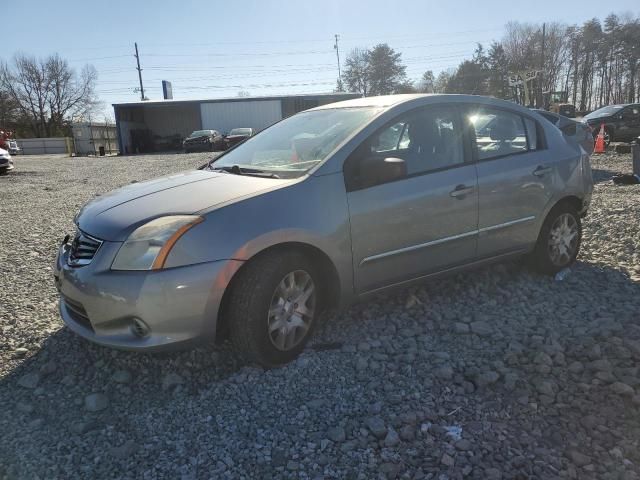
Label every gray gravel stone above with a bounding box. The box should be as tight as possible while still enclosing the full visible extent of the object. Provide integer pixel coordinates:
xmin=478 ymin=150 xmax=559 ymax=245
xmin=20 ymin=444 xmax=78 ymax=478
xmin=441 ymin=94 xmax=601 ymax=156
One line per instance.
xmin=365 ymin=417 xmax=387 ymax=439
xmin=611 ymin=382 xmax=635 ymax=397
xmin=327 ymin=426 xmax=346 ymax=443
xmin=162 ymin=373 xmax=184 ymax=391
xmin=112 ymin=370 xmax=132 ymax=384
xmin=17 ymin=373 xmax=40 ymax=389
xmin=476 ymin=371 xmax=500 ymax=387
xmin=84 ymin=393 xmax=109 ymax=412
xmin=384 ymin=426 xmax=400 ymax=447
xmin=470 ymin=321 xmax=492 ymax=336
xmin=568 ymin=450 xmax=592 ymax=467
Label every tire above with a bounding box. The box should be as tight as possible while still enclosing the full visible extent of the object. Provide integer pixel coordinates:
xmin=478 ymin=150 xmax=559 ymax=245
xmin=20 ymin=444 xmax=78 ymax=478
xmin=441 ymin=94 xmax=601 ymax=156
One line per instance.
xmin=527 ymin=202 xmax=582 ymax=275
xmin=0 ymin=167 xmax=7 ymax=176
xmin=604 ymin=127 xmax=613 ymax=146
xmin=226 ymin=251 xmax=323 ymax=367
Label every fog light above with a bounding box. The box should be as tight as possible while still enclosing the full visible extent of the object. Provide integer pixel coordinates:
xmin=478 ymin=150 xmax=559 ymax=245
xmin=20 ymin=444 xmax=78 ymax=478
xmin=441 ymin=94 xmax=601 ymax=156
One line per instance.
xmin=131 ymin=318 xmax=150 ymax=338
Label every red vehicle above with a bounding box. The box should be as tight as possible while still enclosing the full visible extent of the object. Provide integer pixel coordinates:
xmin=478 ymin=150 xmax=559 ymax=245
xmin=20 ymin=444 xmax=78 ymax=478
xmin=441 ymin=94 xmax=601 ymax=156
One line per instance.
xmin=224 ymin=127 xmax=254 ymax=149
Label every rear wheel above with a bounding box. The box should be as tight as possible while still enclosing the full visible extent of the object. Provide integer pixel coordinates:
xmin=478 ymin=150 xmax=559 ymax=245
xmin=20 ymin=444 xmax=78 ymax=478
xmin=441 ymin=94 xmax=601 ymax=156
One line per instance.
xmin=527 ymin=203 xmax=582 ymax=275
xmin=226 ymin=251 xmax=322 ymax=367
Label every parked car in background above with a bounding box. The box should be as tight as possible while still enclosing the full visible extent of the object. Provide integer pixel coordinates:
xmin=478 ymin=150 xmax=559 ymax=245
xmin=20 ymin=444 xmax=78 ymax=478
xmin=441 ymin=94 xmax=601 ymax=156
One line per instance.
xmin=183 ymin=129 xmax=225 ymax=152
xmin=0 ymin=148 xmax=14 ymax=174
xmin=8 ymin=140 xmax=20 ymax=155
xmin=582 ymin=103 xmax=640 ymax=145
xmin=54 ymin=94 xmax=593 ymax=366
xmin=532 ymin=109 xmax=594 ymax=154
xmin=224 ymin=128 xmax=254 ymax=149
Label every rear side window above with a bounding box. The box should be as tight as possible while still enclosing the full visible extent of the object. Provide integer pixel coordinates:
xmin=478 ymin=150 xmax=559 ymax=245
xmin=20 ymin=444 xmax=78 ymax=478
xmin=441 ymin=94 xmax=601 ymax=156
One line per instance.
xmin=468 ymin=108 xmax=528 ymax=160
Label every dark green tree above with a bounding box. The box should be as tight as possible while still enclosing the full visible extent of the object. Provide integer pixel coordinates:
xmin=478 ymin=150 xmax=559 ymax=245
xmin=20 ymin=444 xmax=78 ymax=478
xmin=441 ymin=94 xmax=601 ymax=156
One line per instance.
xmin=367 ymin=44 xmax=408 ymax=96
xmin=342 ymin=48 xmax=370 ymax=96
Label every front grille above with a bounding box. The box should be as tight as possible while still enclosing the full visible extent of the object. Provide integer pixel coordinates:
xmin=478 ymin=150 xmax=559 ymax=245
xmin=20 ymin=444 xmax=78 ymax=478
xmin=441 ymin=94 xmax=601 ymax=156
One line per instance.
xmin=68 ymin=231 xmax=102 ymax=267
xmin=62 ymin=296 xmax=94 ymax=332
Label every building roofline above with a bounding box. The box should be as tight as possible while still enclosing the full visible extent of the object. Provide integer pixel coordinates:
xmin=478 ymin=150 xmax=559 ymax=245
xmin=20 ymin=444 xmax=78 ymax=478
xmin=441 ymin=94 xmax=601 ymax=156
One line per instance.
xmin=112 ymin=92 xmax=360 ymax=108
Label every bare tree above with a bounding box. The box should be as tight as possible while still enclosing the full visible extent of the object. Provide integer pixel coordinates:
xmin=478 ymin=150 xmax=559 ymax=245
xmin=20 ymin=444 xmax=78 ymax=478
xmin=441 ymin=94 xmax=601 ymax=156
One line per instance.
xmin=0 ymin=53 xmax=97 ymax=137
xmin=47 ymin=55 xmax=97 ymax=130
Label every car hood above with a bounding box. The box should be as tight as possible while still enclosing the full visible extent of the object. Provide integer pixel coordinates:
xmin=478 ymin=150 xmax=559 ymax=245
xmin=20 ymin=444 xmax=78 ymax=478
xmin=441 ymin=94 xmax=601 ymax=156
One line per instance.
xmin=0 ymin=148 xmax=9 ymax=156
xmin=184 ymin=135 xmax=209 ymax=142
xmin=77 ymin=169 xmax=290 ymax=241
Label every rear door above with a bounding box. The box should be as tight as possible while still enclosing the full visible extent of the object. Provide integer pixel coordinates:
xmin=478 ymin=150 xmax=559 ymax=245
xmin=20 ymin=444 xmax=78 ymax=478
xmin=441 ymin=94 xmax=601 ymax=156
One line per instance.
xmin=345 ymin=104 xmax=479 ymax=293
xmin=463 ymin=105 xmax=554 ymax=258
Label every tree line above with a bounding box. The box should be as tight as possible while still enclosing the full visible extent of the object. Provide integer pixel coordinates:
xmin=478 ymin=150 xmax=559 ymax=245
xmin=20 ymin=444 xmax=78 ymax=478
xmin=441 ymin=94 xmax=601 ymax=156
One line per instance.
xmin=340 ymin=12 xmax=640 ymax=112
xmin=0 ymin=54 xmax=97 ymax=138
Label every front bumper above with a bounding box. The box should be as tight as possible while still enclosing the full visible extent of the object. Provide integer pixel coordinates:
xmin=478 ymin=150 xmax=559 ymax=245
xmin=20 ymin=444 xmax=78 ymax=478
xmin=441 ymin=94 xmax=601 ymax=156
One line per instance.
xmin=0 ymin=157 xmax=13 ymax=170
xmin=53 ymin=238 xmax=243 ymax=351
xmin=183 ymin=141 xmax=210 ymax=151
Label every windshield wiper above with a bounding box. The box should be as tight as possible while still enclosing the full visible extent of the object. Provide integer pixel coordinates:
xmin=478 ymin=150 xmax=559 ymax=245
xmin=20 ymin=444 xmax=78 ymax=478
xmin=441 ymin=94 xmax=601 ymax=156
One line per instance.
xmin=211 ymin=165 xmax=279 ymax=178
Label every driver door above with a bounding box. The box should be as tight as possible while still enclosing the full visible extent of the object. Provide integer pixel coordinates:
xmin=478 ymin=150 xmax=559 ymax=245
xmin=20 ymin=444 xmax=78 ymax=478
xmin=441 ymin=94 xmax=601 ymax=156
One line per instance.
xmin=344 ymin=105 xmax=479 ymax=293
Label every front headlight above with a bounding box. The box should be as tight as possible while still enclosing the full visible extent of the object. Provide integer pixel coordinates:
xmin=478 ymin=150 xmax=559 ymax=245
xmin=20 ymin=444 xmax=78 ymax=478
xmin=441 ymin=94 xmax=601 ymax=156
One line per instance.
xmin=111 ymin=215 xmax=203 ymax=271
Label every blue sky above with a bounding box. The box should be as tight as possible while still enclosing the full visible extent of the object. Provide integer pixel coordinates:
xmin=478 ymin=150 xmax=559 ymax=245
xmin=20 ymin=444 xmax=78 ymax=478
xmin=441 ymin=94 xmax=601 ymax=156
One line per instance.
xmin=4 ymin=0 xmax=639 ymax=118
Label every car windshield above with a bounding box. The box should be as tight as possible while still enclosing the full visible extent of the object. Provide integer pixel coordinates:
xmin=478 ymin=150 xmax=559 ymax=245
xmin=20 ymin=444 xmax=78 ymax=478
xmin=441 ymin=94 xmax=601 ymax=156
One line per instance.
xmin=211 ymin=107 xmax=381 ymax=178
xmin=189 ymin=130 xmax=212 ymax=137
xmin=229 ymin=128 xmax=251 ymax=136
xmin=584 ymin=105 xmax=623 ymax=119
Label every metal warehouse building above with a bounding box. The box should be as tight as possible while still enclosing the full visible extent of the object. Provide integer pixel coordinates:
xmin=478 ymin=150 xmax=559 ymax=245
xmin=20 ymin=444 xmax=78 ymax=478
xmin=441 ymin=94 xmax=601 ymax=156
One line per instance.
xmin=112 ymin=92 xmax=360 ymax=154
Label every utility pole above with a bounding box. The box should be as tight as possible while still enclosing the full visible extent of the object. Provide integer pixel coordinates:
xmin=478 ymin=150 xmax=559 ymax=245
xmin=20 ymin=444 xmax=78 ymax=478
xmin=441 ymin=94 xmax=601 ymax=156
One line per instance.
xmin=538 ymin=23 xmax=546 ymax=108
xmin=134 ymin=42 xmax=145 ymax=101
xmin=334 ymin=34 xmax=342 ymax=90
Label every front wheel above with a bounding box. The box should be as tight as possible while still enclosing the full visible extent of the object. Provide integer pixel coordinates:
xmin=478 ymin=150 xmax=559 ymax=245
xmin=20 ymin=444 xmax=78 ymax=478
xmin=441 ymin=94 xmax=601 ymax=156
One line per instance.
xmin=527 ymin=203 xmax=582 ymax=275
xmin=226 ymin=251 xmax=322 ymax=367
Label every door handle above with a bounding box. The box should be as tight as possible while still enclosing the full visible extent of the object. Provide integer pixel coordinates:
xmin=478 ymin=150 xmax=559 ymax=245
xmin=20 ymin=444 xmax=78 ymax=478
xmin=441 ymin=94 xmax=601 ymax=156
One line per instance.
xmin=450 ymin=184 xmax=474 ymax=198
xmin=532 ymin=165 xmax=552 ymax=177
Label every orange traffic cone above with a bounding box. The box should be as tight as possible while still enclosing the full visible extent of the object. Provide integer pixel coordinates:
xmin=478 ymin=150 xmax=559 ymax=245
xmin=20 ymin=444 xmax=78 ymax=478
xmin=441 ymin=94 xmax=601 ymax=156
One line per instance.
xmin=594 ymin=123 xmax=606 ymax=154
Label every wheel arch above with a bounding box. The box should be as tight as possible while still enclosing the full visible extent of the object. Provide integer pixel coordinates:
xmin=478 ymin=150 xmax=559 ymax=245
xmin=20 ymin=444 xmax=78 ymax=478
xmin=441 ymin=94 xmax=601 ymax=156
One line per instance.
xmin=216 ymin=241 xmax=342 ymax=337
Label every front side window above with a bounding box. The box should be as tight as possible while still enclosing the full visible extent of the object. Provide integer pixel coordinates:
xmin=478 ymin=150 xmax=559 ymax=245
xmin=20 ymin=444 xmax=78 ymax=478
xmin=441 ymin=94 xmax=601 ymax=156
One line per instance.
xmin=370 ymin=107 xmax=464 ymax=174
xmin=344 ymin=106 xmax=465 ymax=190
xmin=468 ymin=109 xmax=528 ymax=160
xmin=212 ymin=107 xmax=381 ymax=178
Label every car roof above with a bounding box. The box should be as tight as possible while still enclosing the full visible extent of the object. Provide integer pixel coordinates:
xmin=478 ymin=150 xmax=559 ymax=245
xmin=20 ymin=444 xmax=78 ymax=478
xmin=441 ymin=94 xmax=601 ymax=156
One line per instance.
xmin=311 ymin=94 xmax=538 ymax=115
xmin=311 ymin=94 xmax=429 ymax=109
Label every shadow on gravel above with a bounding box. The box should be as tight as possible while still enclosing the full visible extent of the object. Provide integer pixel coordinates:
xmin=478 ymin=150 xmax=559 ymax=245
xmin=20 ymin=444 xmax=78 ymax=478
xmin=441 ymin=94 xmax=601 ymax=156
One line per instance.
xmin=0 ymin=170 xmax=44 ymax=178
xmin=592 ymin=167 xmax=621 ymax=183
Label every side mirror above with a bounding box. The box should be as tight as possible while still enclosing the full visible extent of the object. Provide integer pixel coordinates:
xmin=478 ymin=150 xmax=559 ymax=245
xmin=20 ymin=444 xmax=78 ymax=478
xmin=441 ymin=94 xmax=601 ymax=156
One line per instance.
xmin=355 ymin=156 xmax=407 ymax=190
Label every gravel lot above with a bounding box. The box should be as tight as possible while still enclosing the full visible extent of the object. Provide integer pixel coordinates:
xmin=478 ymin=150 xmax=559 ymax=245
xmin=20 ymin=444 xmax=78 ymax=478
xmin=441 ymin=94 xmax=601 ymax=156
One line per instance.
xmin=1 ymin=152 xmax=639 ymax=480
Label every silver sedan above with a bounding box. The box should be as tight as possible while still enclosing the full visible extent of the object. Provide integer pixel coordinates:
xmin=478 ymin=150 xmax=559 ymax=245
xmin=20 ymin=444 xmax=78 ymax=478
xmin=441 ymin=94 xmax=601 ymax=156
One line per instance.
xmin=54 ymin=94 xmax=593 ymax=366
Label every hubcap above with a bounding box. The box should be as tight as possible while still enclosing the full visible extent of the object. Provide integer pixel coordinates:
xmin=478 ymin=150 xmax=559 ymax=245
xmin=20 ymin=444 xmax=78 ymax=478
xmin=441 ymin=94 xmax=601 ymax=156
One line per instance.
xmin=267 ymin=270 xmax=316 ymax=351
xmin=548 ymin=213 xmax=579 ymax=266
